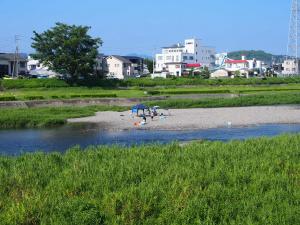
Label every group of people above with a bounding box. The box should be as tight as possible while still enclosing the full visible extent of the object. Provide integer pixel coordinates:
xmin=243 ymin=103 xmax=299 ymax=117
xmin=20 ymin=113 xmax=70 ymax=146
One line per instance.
xmin=140 ymin=108 xmax=167 ymax=125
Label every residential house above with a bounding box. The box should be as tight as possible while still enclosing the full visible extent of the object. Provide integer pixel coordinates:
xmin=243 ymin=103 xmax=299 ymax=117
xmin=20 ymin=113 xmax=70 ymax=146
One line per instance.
xmin=27 ymin=56 xmax=59 ymax=78
xmin=106 ymin=55 xmax=134 ymax=79
xmin=224 ymin=56 xmax=263 ymax=78
xmin=210 ymin=69 xmax=230 ymax=78
xmin=282 ymin=59 xmax=300 ymax=75
xmin=95 ymin=54 xmax=108 ymax=77
xmin=0 ymin=53 xmax=27 ymax=77
xmin=123 ymin=56 xmax=144 ymax=76
xmin=155 ymin=38 xmax=215 ymax=77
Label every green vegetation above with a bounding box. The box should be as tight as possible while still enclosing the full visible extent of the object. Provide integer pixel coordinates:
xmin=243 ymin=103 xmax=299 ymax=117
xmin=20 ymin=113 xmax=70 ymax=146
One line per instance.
xmin=3 ymin=77 xmax=300 ymax=90
xmin=0 ymin=106 xmax=128 ymax=129
xmin=146 ymin=92 xmax=300 ymax=109
xmin=2 ymin=79 xmax=68 ymax=89
xmin=228 ymin=50 xmax=285 ymax=64
xmin=31 ymin=23 xmax=102 ymax=83
xmin=0 ymin=87 xmax=142 ymax=101
xmin=1 ymin=92 xmax=300 ymax=129
xmin=0 ymin=135 xmax=299 ymax=224
xmin=3 ymin=79 xmax=300 ymax=101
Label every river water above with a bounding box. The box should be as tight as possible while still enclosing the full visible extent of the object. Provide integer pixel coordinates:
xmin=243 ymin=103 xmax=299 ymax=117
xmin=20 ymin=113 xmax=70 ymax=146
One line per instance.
xmin=1 ymin=123 xmax=300 ymax=155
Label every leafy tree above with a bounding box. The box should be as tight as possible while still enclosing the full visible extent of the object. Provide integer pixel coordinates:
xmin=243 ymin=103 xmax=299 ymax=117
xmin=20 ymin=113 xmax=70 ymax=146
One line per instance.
xmin=144 ymin=58 xmax=154 ymax=74
xmin=31 ymin=23 xmax=102 ymax=83
xmin=199 ymin=67 xmax=210 ymax=79
xmin=234 ymin=70 xmax=241 ymax=77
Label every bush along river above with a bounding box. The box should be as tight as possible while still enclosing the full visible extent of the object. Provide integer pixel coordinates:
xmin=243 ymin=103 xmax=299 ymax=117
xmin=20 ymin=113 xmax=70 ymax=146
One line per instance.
xmin=1 ymin=123 xmax=300 ymax=155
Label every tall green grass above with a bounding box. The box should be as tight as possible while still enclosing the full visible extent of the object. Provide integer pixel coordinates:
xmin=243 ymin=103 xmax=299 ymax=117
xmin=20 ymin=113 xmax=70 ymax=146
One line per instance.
xmin=145 ymin=92 xmax=300 ymax=109
xmin=0 ymin=135 xmax=299 ymax=224
xmin=3 ymin=77 xmax=300 ymax=89
xmin=2 ymin=79 xmax=68 ymax=89
xmin=0 ymin=106 xmax=128 ymax=129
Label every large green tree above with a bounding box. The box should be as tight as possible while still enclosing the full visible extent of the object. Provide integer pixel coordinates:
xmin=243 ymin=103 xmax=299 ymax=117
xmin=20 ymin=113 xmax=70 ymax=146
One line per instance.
xmin=144 ymin=58 xmax=154 ymax=74
xmin=31 ymin=23 xmax=102 ymax=83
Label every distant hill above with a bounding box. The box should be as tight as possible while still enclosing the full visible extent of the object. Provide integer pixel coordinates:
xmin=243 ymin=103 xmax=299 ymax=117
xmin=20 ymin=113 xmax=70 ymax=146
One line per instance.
xmin=228 ymin=50 xmax=285 ymax=64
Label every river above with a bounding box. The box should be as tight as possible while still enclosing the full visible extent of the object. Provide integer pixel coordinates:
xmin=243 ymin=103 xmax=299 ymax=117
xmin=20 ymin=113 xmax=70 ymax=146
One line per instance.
xmin=1 ymin=123 xmax=300 ymax=155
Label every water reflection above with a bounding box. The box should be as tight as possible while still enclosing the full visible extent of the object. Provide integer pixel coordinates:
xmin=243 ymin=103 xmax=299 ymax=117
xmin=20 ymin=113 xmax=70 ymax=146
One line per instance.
xmin=1 ymin=123 xmax=300 ymax=155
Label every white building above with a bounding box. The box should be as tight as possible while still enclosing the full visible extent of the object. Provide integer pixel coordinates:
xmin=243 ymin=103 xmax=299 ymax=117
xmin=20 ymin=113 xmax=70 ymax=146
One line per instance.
xmin=282 ymin=59 xmax=300 ymax=75
xmin=215 ymin=53 xmax=228 ymax=66
xmin=27 ymin=56 xmax=59 ymax=78
xmin=224 ymin=56 xmax=263 ymax=78
xmin=155 ymin=38 xmax=215 ymax=76
xmin=106 ymin=55 xmax=134 ymax=79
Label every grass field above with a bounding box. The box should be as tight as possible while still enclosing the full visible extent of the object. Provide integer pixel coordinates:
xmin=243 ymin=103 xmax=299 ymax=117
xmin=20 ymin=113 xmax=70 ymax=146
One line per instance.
xmin=3 ymin=77 xmax=300 ymax=89
xmin=0 ymin=105 xmax=128 ymax=129
xmin=2 ymin=83 xmax=300 ymax=101
xmin=145 ymin=92 xmax=300 ymax=109
xmin=0 ymin=134 xmax=299 ymax=224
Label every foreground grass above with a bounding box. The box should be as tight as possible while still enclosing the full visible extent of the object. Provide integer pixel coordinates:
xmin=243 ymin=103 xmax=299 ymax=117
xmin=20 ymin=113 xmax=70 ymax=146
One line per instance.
xmin=0 ymin=135 xmax=299 ymax=224
xmin=0 ymin=106 xmax=128 ymax=129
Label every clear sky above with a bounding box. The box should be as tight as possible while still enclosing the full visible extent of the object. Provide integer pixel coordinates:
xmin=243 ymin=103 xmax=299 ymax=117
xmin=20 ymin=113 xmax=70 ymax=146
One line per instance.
xmin=0 ymin=0 xmax=291 ymax=56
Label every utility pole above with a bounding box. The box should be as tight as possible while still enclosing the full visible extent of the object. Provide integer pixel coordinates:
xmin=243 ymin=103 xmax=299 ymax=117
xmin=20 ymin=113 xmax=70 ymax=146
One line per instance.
xmin=12 ymin=35 xmax=20 ymax=78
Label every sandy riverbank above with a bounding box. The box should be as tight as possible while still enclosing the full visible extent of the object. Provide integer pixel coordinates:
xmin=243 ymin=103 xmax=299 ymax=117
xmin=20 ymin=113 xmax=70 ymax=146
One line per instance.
xmin=68 ymin=106 xmax=300 ymax=131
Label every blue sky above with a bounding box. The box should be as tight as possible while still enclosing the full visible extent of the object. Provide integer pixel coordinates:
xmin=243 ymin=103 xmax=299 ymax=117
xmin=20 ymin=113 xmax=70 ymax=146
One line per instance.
xmin=0 ymin=0 xmax=291 ymax=56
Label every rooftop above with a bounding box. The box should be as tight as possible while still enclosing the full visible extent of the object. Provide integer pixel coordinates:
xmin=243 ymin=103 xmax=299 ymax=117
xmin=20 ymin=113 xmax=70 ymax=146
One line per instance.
xmin=225 ymin=59 xmax=248 ymax=64
xmin=162 ymin=44 xmax=185 ymax=49
xmin=108 ymin=55 xmax=132 ymax=64
xmin=0 ymin=53 xmax=28 ymax=61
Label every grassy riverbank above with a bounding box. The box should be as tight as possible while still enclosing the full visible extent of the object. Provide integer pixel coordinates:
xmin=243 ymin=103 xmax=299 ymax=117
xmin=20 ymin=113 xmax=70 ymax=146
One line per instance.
xmin=2 ymin=83 xmax=300 ymax=101
xmin=1 ymin=92 xmax=300 ymax=129
xmin=0 ymin=135 xmax=299 ymax=224
xmin=2 ymin=77 xmax=300 ymax=89
xmin=145 ymin=92 xmax=300 ymax=109
xmin=0 ymin=106 xmax=128 ymax=129
xmin=2 ymin=77 xmax=300 ymax=102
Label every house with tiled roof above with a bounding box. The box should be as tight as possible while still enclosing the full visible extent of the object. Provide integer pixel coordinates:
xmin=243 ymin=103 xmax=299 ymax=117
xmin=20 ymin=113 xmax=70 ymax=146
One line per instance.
xmin=106 ymin=55 xmax=134 ymax=79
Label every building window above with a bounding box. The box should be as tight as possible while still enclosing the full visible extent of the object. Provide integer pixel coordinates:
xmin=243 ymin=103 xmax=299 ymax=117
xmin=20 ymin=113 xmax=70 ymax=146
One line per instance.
xmin=19 ymin=62 xmax=25 ymax=68
xmin=189 ymin=56 xmax=194 ymax=60
xmin=158 ymin=56 xmax=163 ymax=60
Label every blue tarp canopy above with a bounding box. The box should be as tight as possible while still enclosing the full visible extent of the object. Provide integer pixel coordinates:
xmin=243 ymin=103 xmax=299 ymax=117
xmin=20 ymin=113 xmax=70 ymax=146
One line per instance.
xmin=131 ymin=104 xmax=149 ymax=115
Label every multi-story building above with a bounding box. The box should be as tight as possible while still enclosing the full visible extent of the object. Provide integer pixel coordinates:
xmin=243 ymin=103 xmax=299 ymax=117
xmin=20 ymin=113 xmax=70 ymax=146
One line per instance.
xmin=282 ymin=59 xmax=300 ymax=75
xmin=0 ymin=53 xmax=27 ymax=77
xmin=106 ymin=55 xmax=134 ymax=79
xmin=155 ymin=38 xmax=215 ymax=76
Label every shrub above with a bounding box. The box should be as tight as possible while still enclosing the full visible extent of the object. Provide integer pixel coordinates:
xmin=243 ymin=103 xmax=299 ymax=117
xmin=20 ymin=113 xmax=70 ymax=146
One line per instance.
xmin=80 ymin=94 xmax=117 ymax=98
xmin=24 ymin=96 xmax=45 ymax=100
xmin=69 ymin=95 xmax=81 ymax=98
xmin=2 ymin=79 xmax=69 ymax=89
xmin=0 ymin=96 xmax=17 ymax=101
